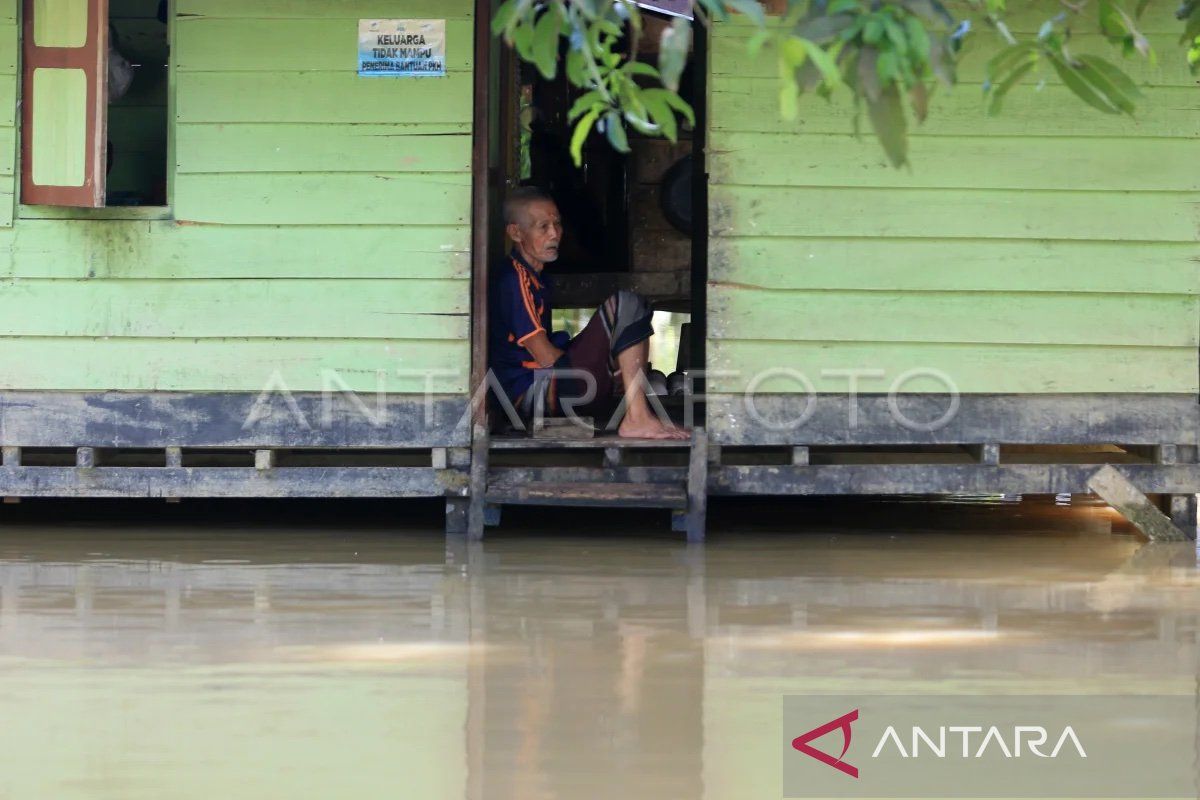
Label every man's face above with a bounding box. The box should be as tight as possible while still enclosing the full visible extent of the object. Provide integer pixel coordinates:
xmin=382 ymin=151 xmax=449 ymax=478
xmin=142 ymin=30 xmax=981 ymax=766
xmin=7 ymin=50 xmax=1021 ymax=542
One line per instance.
xmin=509 ymin=200 xmax=563 ymax=266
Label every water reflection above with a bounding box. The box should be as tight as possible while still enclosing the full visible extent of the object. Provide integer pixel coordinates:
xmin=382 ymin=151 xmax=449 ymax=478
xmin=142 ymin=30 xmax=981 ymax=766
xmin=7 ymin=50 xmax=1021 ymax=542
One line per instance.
xmin=0 ymin=504 xmax=1195 ymax=800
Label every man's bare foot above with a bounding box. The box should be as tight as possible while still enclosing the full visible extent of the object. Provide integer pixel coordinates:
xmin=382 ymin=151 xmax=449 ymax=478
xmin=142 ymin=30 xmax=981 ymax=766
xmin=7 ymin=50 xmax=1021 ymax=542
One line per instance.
xmin=618 ymin=415 xmax=690 ymax=440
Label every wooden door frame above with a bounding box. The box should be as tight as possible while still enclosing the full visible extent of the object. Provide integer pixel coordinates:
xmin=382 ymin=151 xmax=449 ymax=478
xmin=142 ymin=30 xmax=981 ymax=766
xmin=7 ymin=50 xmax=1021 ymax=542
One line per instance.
xmin=689 ymin=15 xmax=709 ymax=424
xmin=467 ymin=0 xmax=495 ymax=538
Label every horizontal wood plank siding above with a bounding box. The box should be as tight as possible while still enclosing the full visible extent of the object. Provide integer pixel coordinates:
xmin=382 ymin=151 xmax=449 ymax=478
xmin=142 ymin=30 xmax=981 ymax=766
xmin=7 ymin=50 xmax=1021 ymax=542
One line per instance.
xmin=0 ymin=278 xmax=468 ymax=338
xmin=0 ymin=0 xmax=474 ymax=393
xmin=707 ymin=6 xmax=1200 ymax=396
xmin=1 ymin=339 xmax=465 ymax=392
xmin=2 ymin=219 xmax=469 ymax=279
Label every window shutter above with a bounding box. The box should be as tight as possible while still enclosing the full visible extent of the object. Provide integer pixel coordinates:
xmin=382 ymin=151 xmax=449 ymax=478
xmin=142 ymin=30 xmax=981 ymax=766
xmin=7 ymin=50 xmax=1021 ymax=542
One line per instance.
xmin=21 ymin=0 xmax=108 ymax=207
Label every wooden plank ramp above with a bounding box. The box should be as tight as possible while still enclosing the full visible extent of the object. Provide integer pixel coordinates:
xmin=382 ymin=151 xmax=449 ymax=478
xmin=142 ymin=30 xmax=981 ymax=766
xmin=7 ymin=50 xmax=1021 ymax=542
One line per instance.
xmin=480 ymin=430 xmax=707 ymax=540
xmin=486 ymin=481 xmax=687 ymax=509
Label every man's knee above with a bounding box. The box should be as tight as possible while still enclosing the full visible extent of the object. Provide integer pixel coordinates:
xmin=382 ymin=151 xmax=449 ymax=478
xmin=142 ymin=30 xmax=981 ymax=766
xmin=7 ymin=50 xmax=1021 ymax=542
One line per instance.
xmin=608 ymin=290 xmax=652 ymax=322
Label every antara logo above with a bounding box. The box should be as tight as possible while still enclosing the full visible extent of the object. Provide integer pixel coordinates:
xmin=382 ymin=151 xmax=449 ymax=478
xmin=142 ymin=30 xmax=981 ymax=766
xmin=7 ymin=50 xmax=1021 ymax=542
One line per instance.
xmin=792 ymin=710 xmax=1088 ymax=779
xmin=872 ymin=725 xmax=1088 ymax=759
xmin=792 ymin=709 xmax=860 ymax=778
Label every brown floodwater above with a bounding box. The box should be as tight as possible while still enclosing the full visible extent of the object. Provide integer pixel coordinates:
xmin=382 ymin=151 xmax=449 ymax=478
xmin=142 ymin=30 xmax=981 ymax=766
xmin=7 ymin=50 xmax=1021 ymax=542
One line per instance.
xmin=0 ymin=499 xmax=1196 ymax=799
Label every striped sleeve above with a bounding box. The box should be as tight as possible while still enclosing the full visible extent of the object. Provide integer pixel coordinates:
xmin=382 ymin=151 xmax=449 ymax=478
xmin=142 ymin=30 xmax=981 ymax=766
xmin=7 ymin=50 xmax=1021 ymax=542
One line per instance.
xmin=502 ymin=270 xmax=544 ymax=344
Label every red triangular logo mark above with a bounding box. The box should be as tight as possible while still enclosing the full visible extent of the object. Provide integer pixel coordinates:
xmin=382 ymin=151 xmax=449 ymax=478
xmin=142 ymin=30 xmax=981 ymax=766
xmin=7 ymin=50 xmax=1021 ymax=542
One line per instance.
xmin=791 ymin=709 xmax=859 ymax=779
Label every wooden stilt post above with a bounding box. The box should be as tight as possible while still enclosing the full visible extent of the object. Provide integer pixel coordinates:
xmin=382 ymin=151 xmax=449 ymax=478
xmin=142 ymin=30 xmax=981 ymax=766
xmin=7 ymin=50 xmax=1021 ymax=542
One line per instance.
xmin=968 ymin=443 xmax=1000 ymax=465
xmin=1160 ymin=444 xmax=1197 ymax=538
xmin=467 ymin=427 xmax=489 ymax=540
xmin=2 ymin=446 xmax=19 ymax=504
xmin=446 ymin=497 xmax=470 ymax=535
xmin=165 ymin=447 xmax=183 ymax=503
xmin=1088 ymin=465 xmax=1187 ymax=542
xmin=1167 ymin=495 xmax=1197 ymax=538
xmin=685 ymin=429 xmax=708 ymax=543
xmin=444 ymin=447 xmax=471 ymax=535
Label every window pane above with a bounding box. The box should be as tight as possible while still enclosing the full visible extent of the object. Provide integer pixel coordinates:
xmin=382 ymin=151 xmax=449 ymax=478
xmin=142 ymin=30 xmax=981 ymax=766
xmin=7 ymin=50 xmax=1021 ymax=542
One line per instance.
xmin=31 ymin=68 xmax=87 ymax=187
xmin=33 ymin=0 xmax=89 ymax=48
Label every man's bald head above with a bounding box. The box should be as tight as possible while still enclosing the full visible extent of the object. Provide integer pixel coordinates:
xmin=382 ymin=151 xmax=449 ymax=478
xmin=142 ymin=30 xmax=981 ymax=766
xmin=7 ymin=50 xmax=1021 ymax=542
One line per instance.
xmin=504 ymin=187 xmax=562 ymax=270
xmin=503 ymin=186 xmax=556 ymax=227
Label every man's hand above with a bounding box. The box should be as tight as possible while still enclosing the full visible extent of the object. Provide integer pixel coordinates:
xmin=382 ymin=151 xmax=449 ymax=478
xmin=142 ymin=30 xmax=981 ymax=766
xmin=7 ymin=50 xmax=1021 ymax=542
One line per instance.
xmin=522 ymin=331 xmax=564 ymax=368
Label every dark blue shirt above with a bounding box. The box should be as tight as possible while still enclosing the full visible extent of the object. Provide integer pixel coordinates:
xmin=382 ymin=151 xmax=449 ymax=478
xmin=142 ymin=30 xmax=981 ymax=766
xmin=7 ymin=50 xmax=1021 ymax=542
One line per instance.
xmin=489 ymin=250 xmax=567 ymax=404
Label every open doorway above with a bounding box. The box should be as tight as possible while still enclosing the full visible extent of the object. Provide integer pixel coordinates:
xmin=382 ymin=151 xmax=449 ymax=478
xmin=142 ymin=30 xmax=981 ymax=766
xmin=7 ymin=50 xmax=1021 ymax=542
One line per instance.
xmin=491 ymin=6 xmax=706 ymax=426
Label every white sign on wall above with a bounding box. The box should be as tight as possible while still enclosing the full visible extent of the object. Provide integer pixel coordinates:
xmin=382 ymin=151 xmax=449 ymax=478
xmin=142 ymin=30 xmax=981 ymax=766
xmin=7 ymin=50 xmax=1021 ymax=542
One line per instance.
xmin=358 ymin=19 xmax=446 ymax=77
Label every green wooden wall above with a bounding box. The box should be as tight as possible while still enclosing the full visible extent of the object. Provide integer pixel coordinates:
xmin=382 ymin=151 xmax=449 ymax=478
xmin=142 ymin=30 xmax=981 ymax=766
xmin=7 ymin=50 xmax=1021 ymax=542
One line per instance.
xmin=0 ymin=0 xmax=472 ymax=394
xmin=708 ymin=6 xmax=1200 ymax=395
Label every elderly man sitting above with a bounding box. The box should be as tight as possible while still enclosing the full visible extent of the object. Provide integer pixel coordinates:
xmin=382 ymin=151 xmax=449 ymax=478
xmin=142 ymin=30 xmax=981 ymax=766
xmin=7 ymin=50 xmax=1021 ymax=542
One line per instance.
xmin=489 ymin=187 xmax=688 ymax=440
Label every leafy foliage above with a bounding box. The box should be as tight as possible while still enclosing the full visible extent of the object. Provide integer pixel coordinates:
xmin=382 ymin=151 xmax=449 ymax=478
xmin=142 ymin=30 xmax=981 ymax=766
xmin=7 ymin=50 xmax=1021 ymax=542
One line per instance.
xmin=493 ymin=0 xmax=1193 ymax=168
xmin=1180 ymin=0 xmax=1200 ymax=72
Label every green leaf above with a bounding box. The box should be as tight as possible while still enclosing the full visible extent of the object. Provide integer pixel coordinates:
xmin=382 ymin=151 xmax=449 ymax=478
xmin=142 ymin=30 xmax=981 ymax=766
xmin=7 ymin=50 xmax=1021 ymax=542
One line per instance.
xmin=1183 ymin=12 xmax=1200 ymax=46
xmin=928 ymin=35 xmax=957 ymax=86
xmin=594 ymin=18 xmax=623 ymax=38
xmin=1074 ymin=54 xmax=1139 ymax=114
xmin=828 ymin=0 xmax=860 ymax=14
xmin=511 ymin=20 xmax=535 ymax=61
xmin=726 ymin=0 xmax=768 ymax=27
xmin=796 ymin=12 xmax=857 ymax=43
xmin=858 ymin=45 xmax=882 ymax=101
xmin=876 ymin=48 xmax=900 ymax=83
xmin=867 ymin=83 xmax=908 ymax=167
xmin=641 ymin=87 xmax=680 ymax=141
xmin=566 ymin=46 xmax=587 ymax=85
xmin=838 ymin=14 xmax=867 ymax=42
xmin=574 ymin=0 xmax=600 ymax=17
xmin=909 ymin=80 xmax=929 ymax=122
xmin=883 ymin=17 xmax=908 ymax=54
xmin=800 ymin=37 xmax=844 ymax=88
xmin=603 ymin=110 xmax=630 ymax=153
xmin=780 ymin=73 xmax=801 ymax=120
xmin=986 ymin=42 xmax=1037 ymax=83
xmin=864 ymin=17 xmax=884 ymax=44
xmin=1046 ymin=51 xmax=1120 ymax=114
xmin=658 ymin=17 xmax=692 ymax=91
xmin=781 ymin=36 xmax=809 ymax=67
xmin=796 ymin=59 xmax=824 ymax=92
xmin=491 ymin=0 xmax=524 ymax=36
xmin=570 ymin=107 xmax=601 ymax=166
xmin=661 ymin=90 xmax=696 ymax=127
xmin=567 ymin=90 xmax=606 ymax=122
xmin=1076 ymin=54 xmax=1142 ymax=99
xmin=1098 ymin=0 xmax=1127 ymax=39
xmin=626 ymin=60 xmax=661 ymax=79
xmin=986 ymin=58 xmax=1035 ymax=115
xmin=904 ymin=16 xmax=931 ymax=62
xmin=694 ymin=0 xmax=731 ymax=23
xmin=899 ymin=0 xmax=956 ymax=26
xmin=531 ymin=8 xmax=563 ymax=80
xmin=747 ymin=28 xmax=772 ymax=56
